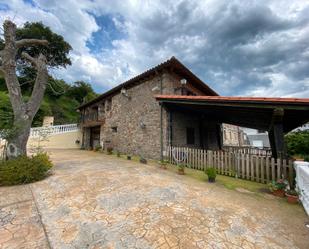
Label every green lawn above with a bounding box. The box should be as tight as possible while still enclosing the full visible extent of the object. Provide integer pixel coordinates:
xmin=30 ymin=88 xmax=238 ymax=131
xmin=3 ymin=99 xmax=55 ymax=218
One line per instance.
xmin=97 ymin=150 xmax=269 ymax=194
xmin=163 ymin=163 xmax=268 ymax=193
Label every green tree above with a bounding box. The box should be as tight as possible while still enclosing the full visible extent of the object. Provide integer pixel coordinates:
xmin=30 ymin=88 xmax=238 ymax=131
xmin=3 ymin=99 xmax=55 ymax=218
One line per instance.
xmin=0 ymin=20 xmax=72 ymax=159
xmin=66 ymin=81 xmax=98 ymax=104
xmin=15 ymin=22 xmax=72 ymax=68
xmin=285 ymin=131 xmax=309 ymax=156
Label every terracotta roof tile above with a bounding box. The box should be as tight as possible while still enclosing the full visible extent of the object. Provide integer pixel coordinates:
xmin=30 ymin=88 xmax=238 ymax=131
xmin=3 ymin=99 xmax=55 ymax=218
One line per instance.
xmin=78 ymin=57 xmax=218 ymax=109
xmin=155 ymin=95 xmax=309 ymax=104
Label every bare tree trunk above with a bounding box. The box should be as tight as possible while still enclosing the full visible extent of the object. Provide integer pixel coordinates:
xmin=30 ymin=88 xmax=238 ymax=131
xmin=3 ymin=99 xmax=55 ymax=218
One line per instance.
xmin=6 ymin=119 xmax=32 ymax=158
xmin=0 ymin=20 xmax=48 ymax=159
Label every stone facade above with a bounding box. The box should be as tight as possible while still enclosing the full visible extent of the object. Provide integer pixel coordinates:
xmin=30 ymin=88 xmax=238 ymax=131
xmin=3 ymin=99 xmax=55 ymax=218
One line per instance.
xmin=42 ymin=116 xmax=54 ymax=127
xmin=170 ymin=112 xmax=221 ymax=150
xmin=222 ymin=124 xmax=247 ymax=146
xmin=100 ymin=74 xmax=164 ymax=158
xmin=80 ymin=70 xmax=220 ymax=159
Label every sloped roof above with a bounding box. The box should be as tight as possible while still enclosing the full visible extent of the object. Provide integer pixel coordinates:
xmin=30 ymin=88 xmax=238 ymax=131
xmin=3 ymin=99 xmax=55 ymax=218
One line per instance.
xmin=78 ymin=57 xmax=218 ymax=109
xmin=155 ymin=95 xmax=309 ymax=132
xmin=155 ymin=95 xmax=309 ymax=105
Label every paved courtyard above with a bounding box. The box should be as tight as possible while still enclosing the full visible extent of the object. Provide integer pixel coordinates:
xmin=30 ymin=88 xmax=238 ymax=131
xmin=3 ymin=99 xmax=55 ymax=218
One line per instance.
xmin=0 ymin=149 xmax=309 ymax=249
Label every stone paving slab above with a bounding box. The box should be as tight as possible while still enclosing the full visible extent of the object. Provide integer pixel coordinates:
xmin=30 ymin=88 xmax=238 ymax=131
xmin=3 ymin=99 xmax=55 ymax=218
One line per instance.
xmin=0 ymin=186 xmax=49 ymax=249
xmin=1 ymin=149 xmax=309 ymax=249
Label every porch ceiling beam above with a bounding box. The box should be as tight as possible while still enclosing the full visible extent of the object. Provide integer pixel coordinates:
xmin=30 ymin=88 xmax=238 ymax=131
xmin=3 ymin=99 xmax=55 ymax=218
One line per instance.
xmin=157 ymin=99 xmax=309 ymax=110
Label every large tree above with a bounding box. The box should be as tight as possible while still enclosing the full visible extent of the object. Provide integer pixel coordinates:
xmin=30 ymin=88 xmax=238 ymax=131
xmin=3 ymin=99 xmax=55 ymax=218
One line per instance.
xmin=0 ymin=20 xmax=71 ymax=159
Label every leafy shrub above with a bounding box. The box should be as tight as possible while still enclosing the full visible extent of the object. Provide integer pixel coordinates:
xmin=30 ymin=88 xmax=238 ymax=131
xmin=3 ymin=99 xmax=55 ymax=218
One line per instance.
xmin=268 ymin=179 xmax=287 ymax=192
xmin=304 ymin=155 xmax=309 ymax=162
xmin=139 ymin=157 xmax=147 ymax=164
xmin=0 ymin=153 xmax=53 ymax=186
xmin=285 ymin=131 xmax=309 ymax=156
xmin=94 ymin=145 xmax=102 ymax=151
xmin=205 ymin=167 xmax=217 ymax=179
xmin=178 ymin=164 xmax=185 ymax=170
xmin=106 ymin=147 xmax=113 ymax=155
xmin=177 ymin=164 xmax=185 ymax=174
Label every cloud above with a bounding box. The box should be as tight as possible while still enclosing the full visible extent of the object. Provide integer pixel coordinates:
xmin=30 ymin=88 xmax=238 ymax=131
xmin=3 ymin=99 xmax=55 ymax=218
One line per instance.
xmin=0 ymin=0 xmax=308 ymax=97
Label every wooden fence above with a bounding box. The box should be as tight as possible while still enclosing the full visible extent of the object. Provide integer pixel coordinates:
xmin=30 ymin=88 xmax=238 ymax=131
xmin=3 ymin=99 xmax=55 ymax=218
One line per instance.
xmin=223 ymin=146 xmax=272 ymax=157
xmin=167 ymin=146 xmax=294 ymax=185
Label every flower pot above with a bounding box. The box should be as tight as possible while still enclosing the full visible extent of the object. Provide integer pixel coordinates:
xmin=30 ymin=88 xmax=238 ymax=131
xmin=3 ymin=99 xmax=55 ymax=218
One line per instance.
xmin=208 ymin=177 xmax=216 ymax=183
xmin=272 ymin=189 xmax=285 ymax=197
xmin=178 ymin=168 xmax=185 ymax=175
xmin=286 ymin=194 xmax=299 ymax=204
xmin=160 ymin=164 xmax=167 ymax=170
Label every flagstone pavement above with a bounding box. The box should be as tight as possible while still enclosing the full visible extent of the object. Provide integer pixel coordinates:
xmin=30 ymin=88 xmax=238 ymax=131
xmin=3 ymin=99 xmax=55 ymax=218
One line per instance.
xmin=0 ymin=149 xmax=308 ymax=249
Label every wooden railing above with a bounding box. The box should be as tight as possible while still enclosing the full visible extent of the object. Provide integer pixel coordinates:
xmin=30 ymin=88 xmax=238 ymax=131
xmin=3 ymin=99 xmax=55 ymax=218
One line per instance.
xmin=81 ymin=112 xmax=100 ymax=123
xmin=30 ymin=124 xmax=78 ymax=137
xmin=167 ymin=146 xmax=294 ymax=185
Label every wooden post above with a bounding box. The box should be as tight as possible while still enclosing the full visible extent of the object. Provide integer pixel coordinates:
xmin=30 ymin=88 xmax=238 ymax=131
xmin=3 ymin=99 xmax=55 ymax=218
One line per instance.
xmin=268 ymin=108 xmax=286 ymax=159
xmin=261 ymin=157 xmax=265 ymax=183
xmin=271 ymin=158 xmax=275 ymax=181
xmin=266 ymin=156 xmax=270 ymax=182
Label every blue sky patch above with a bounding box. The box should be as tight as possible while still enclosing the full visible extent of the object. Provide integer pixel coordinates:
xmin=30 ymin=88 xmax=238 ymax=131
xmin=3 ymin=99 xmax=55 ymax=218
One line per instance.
xmin=23 ymin=0 xmax=36 ymax=7
xmin=0 ymin=3 xmax=9 ymax=11
xmin=86 ymin=14 xmax=126 ymax=54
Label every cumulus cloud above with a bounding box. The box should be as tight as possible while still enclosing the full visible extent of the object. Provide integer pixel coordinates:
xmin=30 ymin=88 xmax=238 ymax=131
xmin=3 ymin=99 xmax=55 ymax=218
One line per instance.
xmin=0 ymin=0 xmax=308 ymax=97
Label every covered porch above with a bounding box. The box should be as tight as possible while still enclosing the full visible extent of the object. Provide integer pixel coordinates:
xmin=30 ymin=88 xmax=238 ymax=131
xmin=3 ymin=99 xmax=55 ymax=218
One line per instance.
xmin=157 ymin=95 xmax=309 ymax=158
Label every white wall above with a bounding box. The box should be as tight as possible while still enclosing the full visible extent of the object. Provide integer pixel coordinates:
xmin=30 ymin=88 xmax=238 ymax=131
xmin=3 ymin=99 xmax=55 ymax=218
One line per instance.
xmin=295 ymin=161 xmax=309 ymax=216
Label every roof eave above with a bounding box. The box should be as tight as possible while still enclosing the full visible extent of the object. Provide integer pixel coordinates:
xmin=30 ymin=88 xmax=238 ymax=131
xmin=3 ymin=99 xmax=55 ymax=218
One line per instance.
xmin=77 ymin=56 xmax=218 ymax=109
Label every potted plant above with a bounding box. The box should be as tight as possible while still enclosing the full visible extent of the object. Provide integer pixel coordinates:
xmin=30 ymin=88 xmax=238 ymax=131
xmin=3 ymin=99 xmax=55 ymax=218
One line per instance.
xmin=94 ymin=145 xmax=102 ymax=152
xmin=178 ymin=164 xmax=185 ymax=175
xmin=268 ymin=179 xmax=287 ymax=197
xmin=140 ymin=156 xmax=147 ymax=164
xmin=106 ymin=147 xmax=113 ymax=155
xmin=159 ymin=160 xmax=168 ymax=169
xmin=127 ymin=155 xmax=131 ymax=160
xmin=285 ymin=189 xmax=299 ymax=204
xmin=205 ymin=167 xmax=216 ymax=182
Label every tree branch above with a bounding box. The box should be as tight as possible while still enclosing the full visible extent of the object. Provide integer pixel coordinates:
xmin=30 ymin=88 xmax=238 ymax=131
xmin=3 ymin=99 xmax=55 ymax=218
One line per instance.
xmin=16 ymin=39 xmax=48 ymax=49
xmin=21 ymin=52 xmax=37 ymax=66
xmin=2 ymin=20 xmax=24 ymax=116
xmin=26 ymin=53 xmax=48 ymax=117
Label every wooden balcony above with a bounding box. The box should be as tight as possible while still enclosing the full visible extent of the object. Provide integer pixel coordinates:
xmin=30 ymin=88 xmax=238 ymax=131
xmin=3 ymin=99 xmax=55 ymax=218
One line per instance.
xmin=80 ymin=112 xmax=105 ymax=127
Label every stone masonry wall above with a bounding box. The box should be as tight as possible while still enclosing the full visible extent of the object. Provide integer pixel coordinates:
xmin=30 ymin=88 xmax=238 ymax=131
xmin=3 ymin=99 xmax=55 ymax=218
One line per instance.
xmin=82 ymin=71 xmax=214 ymax=159
xmin=100 ymin=74 xmax=166 ymax=159
xmin=171 ymin=111 xmax=201 ymax=148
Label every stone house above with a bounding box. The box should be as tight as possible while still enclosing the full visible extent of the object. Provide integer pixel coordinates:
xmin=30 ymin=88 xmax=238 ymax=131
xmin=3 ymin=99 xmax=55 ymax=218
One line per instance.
xmin=222 ymin=124 xmax=248 ymax=147
xmin=78 ymin=57 xmax=221 ymax=159
xmin=78 ymin=56 xmax=309 ymax=159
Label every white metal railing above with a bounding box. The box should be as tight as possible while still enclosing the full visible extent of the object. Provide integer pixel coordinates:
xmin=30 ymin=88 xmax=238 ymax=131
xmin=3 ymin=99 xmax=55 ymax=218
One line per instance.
xmin=295 ymin=161 xmax=309 ymax=216
xmin=30 ymin=123 xmax=78 ymax=137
